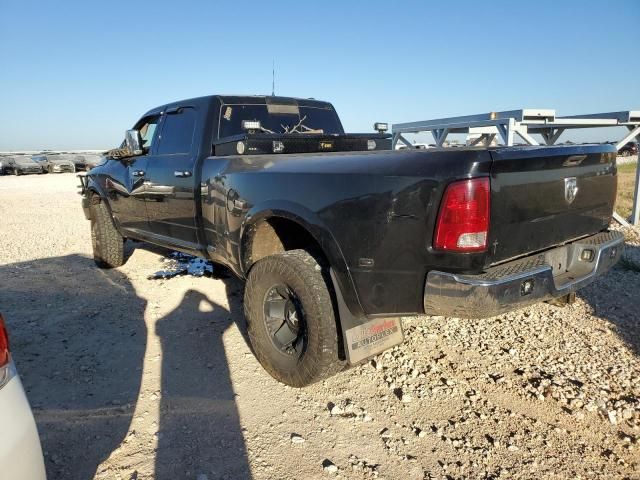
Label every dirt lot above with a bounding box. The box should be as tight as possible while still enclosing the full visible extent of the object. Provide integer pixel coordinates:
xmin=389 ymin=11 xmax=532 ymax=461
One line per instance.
xmin=0 ymin=173 xmax=639 ymax=480
xmin=616 ymin=160 xmax=639 ymax=220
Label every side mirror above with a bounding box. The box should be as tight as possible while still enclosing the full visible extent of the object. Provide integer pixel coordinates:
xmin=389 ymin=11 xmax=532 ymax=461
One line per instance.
xmin=125 ymin=129 xmax=144 ymax=155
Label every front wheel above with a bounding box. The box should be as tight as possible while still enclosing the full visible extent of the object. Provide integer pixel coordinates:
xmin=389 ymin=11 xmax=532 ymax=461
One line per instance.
xmin=89 ymin=200 xmax=125 ymax=268
xmin=244 ymin=250 xmax=345 ymax=387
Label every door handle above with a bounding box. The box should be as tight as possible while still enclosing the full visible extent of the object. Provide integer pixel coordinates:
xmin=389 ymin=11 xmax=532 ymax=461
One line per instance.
xmin=132 ymin=170 xmax=145 ymax=177
xmin=174 ymin=170 xmax=192 ymax=178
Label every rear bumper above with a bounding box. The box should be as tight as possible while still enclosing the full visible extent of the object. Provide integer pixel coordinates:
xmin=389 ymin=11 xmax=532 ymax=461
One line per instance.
xmin=0 ymin=367 xmax=46 ymax=480
xmin=424 ymin=230 xmax=624 ymax=318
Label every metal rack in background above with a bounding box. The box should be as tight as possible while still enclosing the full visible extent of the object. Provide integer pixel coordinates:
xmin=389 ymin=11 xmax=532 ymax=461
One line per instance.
xmin=392 ymin=109 xmax=640 ymax=226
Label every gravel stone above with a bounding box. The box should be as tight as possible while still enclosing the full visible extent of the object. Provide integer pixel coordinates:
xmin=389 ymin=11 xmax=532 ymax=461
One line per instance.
xmin=290 ymin=434 xmax=305 ymax=444
xmin=322 ymin=460 xmax=338 ymax=474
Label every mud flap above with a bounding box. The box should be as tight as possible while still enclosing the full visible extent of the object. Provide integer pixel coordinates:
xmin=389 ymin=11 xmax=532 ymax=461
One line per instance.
xmin=345 ymin=317 xmax=404 ymax=364
xmin=329 ymin=269 xmax=404 ymax=365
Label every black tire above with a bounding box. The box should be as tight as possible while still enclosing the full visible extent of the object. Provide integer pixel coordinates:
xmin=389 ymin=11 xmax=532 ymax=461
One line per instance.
xmin=89 ymin=200 xmax=125 ymax=268
xmin=244 ymin=249 xmax=345 ymax=387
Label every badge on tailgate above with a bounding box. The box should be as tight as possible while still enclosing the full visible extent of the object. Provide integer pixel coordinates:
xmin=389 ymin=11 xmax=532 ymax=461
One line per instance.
xmin=345 ymin=317 xmax=404 ymax=364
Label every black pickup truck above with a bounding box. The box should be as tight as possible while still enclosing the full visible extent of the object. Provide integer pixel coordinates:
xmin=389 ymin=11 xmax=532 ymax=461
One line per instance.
xmin=79 ymin=95 xmax=624 ymax=387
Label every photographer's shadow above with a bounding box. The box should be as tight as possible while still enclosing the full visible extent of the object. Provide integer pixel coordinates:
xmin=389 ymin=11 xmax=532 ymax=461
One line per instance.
xmin=154 ymin=285 xmax=250 ymax=479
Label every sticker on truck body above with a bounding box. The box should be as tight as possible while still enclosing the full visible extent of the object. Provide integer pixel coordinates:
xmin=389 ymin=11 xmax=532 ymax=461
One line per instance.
xmin=345 ymin=317 xmax=404 ymax=364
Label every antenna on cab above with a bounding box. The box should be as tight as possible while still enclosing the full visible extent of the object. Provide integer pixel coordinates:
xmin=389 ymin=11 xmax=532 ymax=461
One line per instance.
xmin=272 ymin=59 xmax=275 ymax=96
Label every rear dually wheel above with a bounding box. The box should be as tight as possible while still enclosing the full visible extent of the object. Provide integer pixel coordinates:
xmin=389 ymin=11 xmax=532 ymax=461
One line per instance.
xmin=244 ymin=249 xmax=345 ymax=387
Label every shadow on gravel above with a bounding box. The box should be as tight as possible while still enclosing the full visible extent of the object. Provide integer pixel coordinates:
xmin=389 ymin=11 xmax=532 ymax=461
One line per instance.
xmin=154 ymin=285 xmax=251 ymax=479
xmin=0 ymin=254 xmax=147 ymax=479
xmin=580 ymin=243 xmax=640 ymax=357
xmin=0 ymin=254 xmax=252 ymax=479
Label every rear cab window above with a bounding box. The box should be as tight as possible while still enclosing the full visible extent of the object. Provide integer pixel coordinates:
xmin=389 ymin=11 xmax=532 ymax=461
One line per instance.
xmin=217 ymin=102 xmax=343 ymax=139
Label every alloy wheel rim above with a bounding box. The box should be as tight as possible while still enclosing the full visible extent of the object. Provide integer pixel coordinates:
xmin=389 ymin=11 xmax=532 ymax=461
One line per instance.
xmin=263 ymin=284 xmax=305 ymax=357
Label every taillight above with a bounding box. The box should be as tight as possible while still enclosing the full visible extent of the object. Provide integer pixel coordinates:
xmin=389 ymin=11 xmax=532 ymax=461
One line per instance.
xmin=0 ymin=314 xmax=9 ymax=367
xmin=434 ymin=177 xmax=490 ymax=252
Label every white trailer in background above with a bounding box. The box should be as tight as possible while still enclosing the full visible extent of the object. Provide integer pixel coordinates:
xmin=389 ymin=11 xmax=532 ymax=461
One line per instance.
xmin=392 ymin=109 xmax=640 ymax=226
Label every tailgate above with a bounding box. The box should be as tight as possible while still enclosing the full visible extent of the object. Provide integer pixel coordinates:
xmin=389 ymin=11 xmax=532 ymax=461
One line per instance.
xmin=487 ymin=144 xmax=617 ymax=264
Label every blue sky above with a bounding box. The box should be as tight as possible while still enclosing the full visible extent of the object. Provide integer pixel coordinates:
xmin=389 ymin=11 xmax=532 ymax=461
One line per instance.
xmin=1 ymin=0 xmax=638 ymax=150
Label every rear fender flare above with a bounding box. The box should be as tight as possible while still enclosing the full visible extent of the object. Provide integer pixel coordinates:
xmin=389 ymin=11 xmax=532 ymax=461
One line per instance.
xmin=241 ymin=200 xmax=365 ymax=320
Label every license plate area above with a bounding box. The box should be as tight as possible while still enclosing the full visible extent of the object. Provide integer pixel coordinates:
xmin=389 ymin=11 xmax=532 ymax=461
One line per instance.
xmin=543 ymin=245 xmax=570 ymax=276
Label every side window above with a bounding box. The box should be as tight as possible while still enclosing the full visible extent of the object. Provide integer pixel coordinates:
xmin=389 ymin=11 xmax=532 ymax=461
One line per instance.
xmin=136 ymin=116 xmax=160 ymax=150
xmin=156 ymin=107 xmax=197 ymax=155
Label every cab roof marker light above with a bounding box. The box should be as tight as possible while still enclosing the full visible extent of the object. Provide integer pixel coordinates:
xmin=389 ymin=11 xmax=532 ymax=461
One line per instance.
xmin=374 ymin=122 xmax=388 ymax=133
xmin=242 ymin=120 xmax=262 ymax=131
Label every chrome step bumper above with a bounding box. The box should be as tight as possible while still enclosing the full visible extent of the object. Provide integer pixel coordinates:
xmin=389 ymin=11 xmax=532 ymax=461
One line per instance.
xmin=423 ymin=230 xmax=624 ymax=318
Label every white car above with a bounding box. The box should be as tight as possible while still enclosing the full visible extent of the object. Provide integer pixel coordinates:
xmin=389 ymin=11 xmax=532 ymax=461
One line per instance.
xmin=0 ymin=314 xmax=46 ymax=479
xmin=394 ymin=142 xmax=432 ymax=150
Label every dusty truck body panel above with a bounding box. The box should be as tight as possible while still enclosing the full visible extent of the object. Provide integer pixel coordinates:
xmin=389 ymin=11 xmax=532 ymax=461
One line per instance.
xmin=488 ymin=144 xmax=617 ymax=263
xmin=201 ymin=148 xmax=495 ymax=317
xmin=79 ymin=94 xmax=623 ymax=382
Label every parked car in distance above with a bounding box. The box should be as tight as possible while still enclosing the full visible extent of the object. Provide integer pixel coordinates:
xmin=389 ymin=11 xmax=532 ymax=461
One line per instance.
xmin=618 ymin=142 xmax=638 ymax=157
xmin=0 ymin=313 xmax=46 ymax=479
xmin=73 ymin=154 xmax=104 ymax=172
xmin=32 ymin=154 xmax=75 ymax=173
xmin=3 ymin=156 xmax=44 ymax=175
xmin=70 ymin=155 xmax=87 ymax=171
xmin=395 ymin=143 xmax=431 ymax=150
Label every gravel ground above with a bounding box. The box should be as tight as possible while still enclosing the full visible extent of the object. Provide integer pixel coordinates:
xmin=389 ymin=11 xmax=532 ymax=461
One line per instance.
xmin=0 ymin=173 xmax=638 ymax=480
